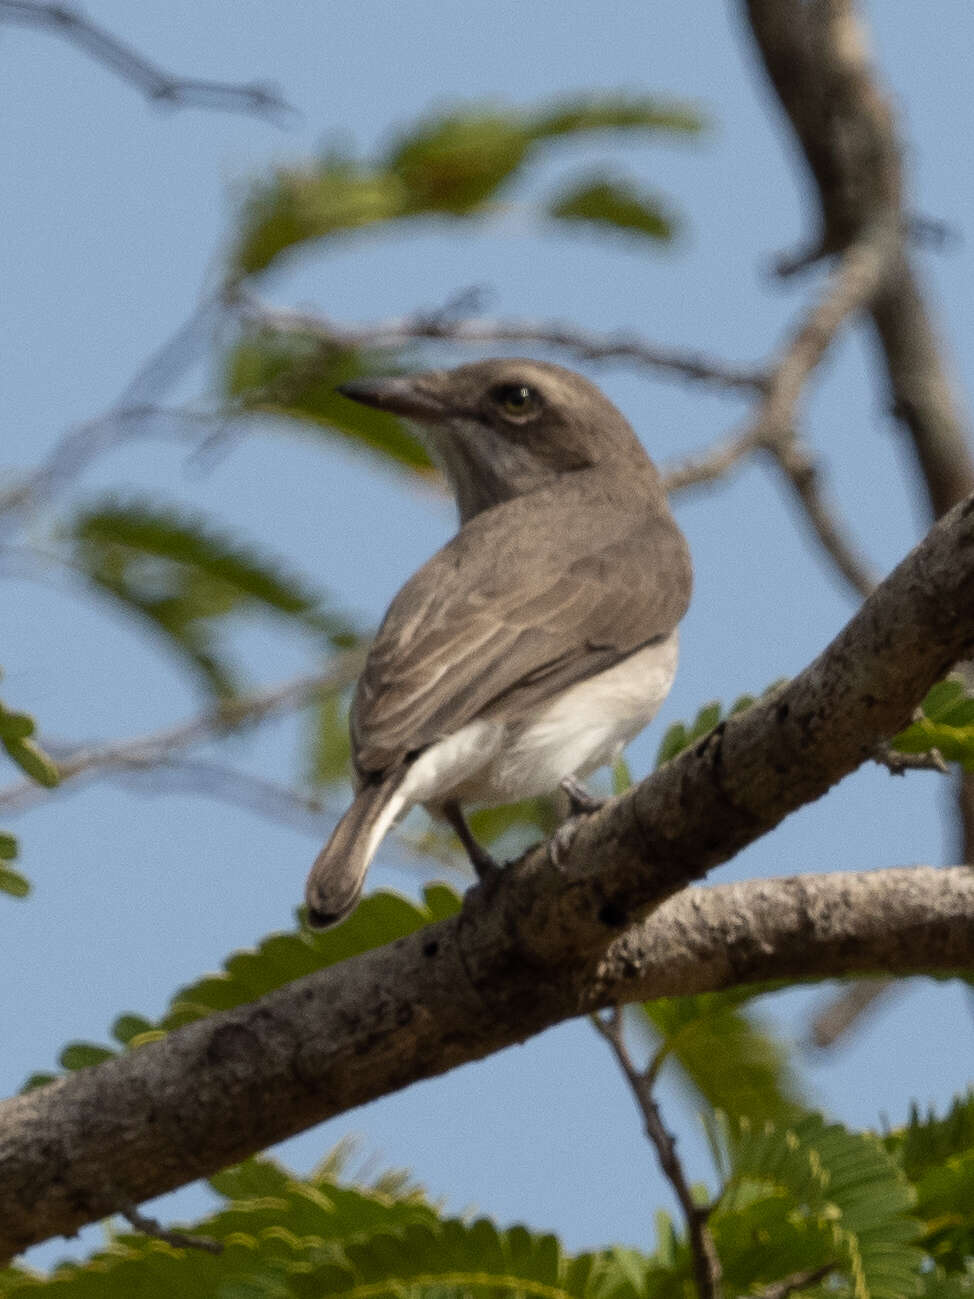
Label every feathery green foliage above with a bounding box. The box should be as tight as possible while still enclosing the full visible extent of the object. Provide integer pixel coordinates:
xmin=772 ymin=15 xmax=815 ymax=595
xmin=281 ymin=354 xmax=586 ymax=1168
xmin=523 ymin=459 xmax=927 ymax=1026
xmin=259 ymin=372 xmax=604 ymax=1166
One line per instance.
xmin=637 ymin=987 xmax=805 ymax=1127
xmin=714 ymin=1112 xmax=923 ymax=1298
xmin=69 ymin=500 xmax=356 ymax=698
xmin=891 ymin=678 xmax=974 ymax=769
xmin=225 ymin=338 xmax=434 ymax=473
xmin=884 ymin=1092 xmax=974 ymax=1272
xmin=232 ymin=94 xmax=702 ymax=275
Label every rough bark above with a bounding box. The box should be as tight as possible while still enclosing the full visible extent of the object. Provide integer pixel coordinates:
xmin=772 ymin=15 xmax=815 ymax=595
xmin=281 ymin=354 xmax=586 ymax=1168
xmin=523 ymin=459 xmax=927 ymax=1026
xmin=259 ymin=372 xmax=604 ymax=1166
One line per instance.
xmin=2 ymin=491 xmax=974 ymax=1259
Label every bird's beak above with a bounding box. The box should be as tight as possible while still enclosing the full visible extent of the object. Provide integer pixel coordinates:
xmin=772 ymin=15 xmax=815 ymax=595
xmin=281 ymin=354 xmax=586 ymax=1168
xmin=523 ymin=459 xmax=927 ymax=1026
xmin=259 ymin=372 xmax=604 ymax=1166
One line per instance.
xmin=337 ymin=374 xmax=448 ymax=422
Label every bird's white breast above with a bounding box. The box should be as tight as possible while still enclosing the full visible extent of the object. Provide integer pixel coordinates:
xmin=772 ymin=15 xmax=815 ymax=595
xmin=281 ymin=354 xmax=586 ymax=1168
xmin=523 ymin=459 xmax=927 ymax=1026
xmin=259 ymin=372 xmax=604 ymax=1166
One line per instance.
xmin=399 ymin=631 xmax=679 ymax=811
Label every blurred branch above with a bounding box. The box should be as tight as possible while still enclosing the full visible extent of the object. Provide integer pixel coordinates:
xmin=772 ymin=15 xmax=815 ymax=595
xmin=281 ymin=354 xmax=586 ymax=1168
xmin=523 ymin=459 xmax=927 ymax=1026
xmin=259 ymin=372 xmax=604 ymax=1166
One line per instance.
xmin=0 ymin=1 xmax=294 ymax=122
xmin=0 ymin=653 xmax=365 ymax=814
xmin=749 ymin=222 xmax=896 ymax=598
xmin=745 ymin=0 xmax=974 ymax=1042
xmin=593 ymin=1007 xmax=723 ymax=1299
xmin=809 ymin=978 xmax=894 ymax=1049
xmin=231 ymin=290 xmax=768 ymax=393
xmin=0 ymin=295 xmax=226 ymax=538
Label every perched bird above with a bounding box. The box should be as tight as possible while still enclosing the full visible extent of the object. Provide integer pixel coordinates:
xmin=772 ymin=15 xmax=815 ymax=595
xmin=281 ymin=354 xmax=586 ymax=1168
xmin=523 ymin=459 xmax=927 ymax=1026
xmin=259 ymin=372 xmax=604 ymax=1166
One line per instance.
xmin=305 ymin=358 xmax=692 ymax=927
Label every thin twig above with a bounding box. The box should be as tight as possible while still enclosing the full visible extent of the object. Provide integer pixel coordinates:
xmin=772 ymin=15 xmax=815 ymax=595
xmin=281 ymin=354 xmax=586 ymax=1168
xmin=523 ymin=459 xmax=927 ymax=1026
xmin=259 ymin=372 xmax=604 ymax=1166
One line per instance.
xmin=0 ymin=652 xmax=365 ymax=813
xmin=0 ymin=294 xmax=227 ymax=537
xmin=874 ymin=743 xmax=948 ymax=776
xmin=748 ymin=222 xmax=898 ymax=599
xmin=592 ymin=1007 xmax=723 ymax=1299
xmin=231 ymin=291 xmax=768 ymax=394
xmin=810 ymin=979 xmax=894 ymax=1050
xmin=753 ymin=1262 xmax=836 ymax=1299
xmin=0 ymin=1 xmax=294 ymax=123
xmin=120 ymin=1202 xmax=222 ymax=1254
xmin=104 ymin=759 xmax=332 ymax=832
xmin=661 ymin=428 xmax=760 ymax=493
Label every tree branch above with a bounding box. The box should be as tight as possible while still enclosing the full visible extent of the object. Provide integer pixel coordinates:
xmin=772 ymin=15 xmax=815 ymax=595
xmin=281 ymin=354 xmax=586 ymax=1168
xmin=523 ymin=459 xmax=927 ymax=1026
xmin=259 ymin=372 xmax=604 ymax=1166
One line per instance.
xmin=0 ymin=654 xmax=364 ymax=814
xmin=593 ymin=1008 xmax=723 ymax=1299
xmin=0 ymin=865 xmax=970 ymax=1260
xmin=743 ymin=0 xmax=974 ymax=864
xmin=0 ymin=2 xmax=294 ymax=122
xmin=231 ymin=291 xmax=768 ymax=394
xmin=2 ymin=483 xmax=974 ymax=1256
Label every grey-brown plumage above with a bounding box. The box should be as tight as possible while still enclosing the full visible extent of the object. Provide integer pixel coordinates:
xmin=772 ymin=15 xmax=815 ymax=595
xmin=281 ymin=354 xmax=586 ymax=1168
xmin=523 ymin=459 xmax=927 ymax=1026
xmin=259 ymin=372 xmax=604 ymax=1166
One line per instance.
xmin=305 ymin=359 xmax=692 ymax=927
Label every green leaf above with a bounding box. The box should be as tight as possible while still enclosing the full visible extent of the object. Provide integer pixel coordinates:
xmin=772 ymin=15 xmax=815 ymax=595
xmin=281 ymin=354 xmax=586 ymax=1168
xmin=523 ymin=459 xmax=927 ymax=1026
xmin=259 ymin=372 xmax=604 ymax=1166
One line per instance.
xmin=226 ymin=337 xmax=433 ymax=475
xmin=715 ymin=1111 xmax=923 ymax=1299
xmin=0 ymin=706 xmax=34 ymax=740
xmin=892 ymin=677 xmax=974 ymax=769
xmin=111 ymin=1014 xmax=156 ymax=1046
xmin=529 ymin=94 xmax=704 ymax=139
xmin=59 ymin=1042 xmax=118 ymax=1071
xmin=0 ymin=865 xmax=29 ymax=898
xmin=306 ymin=687 xmax=352 ymax=788
xmin=234 ymin=157 xmax=406 ymax=275
xmin=229 ymin=96 xmax=700 ymax=276
xmin=2 ymin=736 xmax=59 ymax=787
xmin=74 ymin=503 xmax=322 ymax=616
xmin=655 ymin=682 xmax=789 ymax=767
xmin=0 ymin=1152 xmax=676 ymax=1299
xmin=550 ymin=175 xmax=675 ymax=242
xmin=468 ymin=796 xmax=560 ymax=847
xmin=885 ymin=1092 xmax=974 ymax=1273
xmin=386 ymin=110 xmax=531 ymax=213
xmin=638 ymin=986 xmax=806 ymax=1126
xmin=0 ymin=830 xmax=18 ymax=860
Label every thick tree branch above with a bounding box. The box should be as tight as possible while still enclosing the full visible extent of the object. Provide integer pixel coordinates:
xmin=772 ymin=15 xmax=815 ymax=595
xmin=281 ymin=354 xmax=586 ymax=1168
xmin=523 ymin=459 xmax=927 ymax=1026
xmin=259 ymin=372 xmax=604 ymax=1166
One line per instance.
xmin=0 ymin=2 xmax=293 ymax=122
xmin=2 ymin=485 xmax=974 ymax=1256
xmin=0 ymin=866 xmax=970 ymax=1260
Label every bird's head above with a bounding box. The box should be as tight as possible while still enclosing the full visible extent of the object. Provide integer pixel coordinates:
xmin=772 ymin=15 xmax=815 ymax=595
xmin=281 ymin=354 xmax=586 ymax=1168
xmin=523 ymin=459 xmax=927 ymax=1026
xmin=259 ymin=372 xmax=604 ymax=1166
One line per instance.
xmin=338 ymin=358 xmax=657 ymax=522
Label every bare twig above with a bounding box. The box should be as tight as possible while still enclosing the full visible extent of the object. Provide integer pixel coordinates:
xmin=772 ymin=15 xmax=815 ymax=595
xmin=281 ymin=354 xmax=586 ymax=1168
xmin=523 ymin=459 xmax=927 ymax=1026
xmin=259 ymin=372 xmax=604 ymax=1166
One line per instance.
xmin=753 ymin=1262 xmax=835 ymax=1299
xmin=230 ymin=291 xmax=768 ymax=394
xmin=120 ymin=1202 xmax=221 ymax=1255
xmin=0 ymin=652 xmax=365 ymax=814
xmin=749 ymin=223 xmax=898 ymax=598
xmin=0 ymin=295 xmax=227 ymax=537
xmin=105 ymin=760 xmax=332 ymax=833
xmin=593 ymin=1007 xmax=723 ymax=1299
xmin=809 ymin=979 xmax=894 ymax=1050
xmin=874 ymin=743 xmax=948 ymax=776
xmin=0 ymin=2 xmax=294 ymax=122
xmin=661 ymin=428 xmax=760 ymax=493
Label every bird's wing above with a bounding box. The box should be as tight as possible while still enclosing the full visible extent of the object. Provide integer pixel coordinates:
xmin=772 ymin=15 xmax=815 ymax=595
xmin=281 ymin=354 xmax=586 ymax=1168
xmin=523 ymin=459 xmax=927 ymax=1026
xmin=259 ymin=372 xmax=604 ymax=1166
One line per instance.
xmin=351 ymin=487 xmax=691 ymax=776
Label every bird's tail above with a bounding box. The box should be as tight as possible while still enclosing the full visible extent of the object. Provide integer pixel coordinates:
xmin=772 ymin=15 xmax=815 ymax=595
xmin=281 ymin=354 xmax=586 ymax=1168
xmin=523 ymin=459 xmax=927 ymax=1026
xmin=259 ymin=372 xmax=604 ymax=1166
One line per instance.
xmin=304 ymin=774 xmax=407 ymax=928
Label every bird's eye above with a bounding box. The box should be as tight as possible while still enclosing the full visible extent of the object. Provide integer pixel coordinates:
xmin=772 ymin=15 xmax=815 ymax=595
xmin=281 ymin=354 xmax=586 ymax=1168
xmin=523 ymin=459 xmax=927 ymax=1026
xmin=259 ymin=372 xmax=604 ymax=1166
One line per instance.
xmin=491 ymin=383 xmax=541 ymax=419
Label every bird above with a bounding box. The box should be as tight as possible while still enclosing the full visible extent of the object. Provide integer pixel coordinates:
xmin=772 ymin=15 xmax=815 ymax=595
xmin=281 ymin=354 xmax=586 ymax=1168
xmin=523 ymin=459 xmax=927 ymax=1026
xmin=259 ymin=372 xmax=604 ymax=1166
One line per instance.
xmin=305 ymin=357 xmax=692 ymax=927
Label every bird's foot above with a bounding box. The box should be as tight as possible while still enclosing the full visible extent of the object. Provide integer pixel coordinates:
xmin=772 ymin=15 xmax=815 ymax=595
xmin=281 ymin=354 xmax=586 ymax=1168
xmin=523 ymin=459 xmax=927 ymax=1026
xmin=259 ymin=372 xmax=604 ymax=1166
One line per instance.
xmin=549 ymin=777 xmax=606 ymax=867
xmin=559 ymin=775 xmax=605 ymax=816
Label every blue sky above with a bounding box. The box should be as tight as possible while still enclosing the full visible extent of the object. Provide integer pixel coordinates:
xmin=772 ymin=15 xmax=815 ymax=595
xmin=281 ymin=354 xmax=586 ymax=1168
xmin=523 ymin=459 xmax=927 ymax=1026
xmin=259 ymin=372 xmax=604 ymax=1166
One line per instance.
xmin=2 ymin=0 xmax=972 ymax=1270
